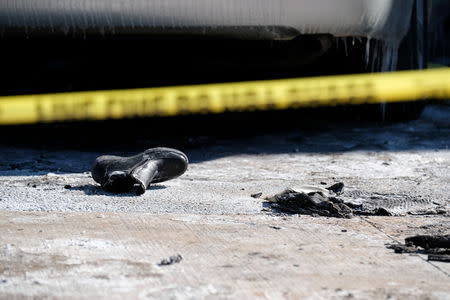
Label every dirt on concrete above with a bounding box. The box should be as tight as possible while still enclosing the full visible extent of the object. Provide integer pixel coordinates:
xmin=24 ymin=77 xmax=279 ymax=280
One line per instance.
xmin=158 ymin=254 xmax=183 ymax=266
xmin=1 ymin=212 xmax=450 ymax=300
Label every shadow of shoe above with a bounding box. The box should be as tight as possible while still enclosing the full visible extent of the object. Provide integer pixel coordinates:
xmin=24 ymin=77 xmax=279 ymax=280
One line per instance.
xmin=69 ymin=183 xmax=167 ymax=196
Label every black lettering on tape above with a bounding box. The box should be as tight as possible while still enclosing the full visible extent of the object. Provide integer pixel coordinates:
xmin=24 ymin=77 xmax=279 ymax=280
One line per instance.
xmin=196 ymin=94 xmax=211 ymax=114
xmin=51 ymin=99 xmax=94 ymax=120
xmin=362 ymin=81 xmax=376 ymax=103
xmin=345 ymin=83 xmax=358 ymax=104
xmin=176 ymin=95 xmax=191 ymax=114
xmin=52 ymin=102 xmax=71 ymax=120
xmin=287 ymin=86 xmax=315 ymax=108
xmin=327 ymin=85 xmax=340 ymax=106
xmin=106 ymin=98 xmax=120 ymax=118
xmin=221 ymin=91 xmax=240 ymax=112
xmin=262 ymin=89 xmax=276 ymax=110
xmin=78 ymin=99 xmax=94 ymax=119
xmin=230 ymin=91 xmax=242 ymax=110
xmin=120 ymin=98 xmax=139 ymax=117
xmin=287 ymin=88 xmax=301 ymax=107
xmin=35 ymin=101 xmax=45 ymax=121
xmin=245 ymin=90 xmax=258 ymax=111
xmin=143 ymin=95 xmax=165 ymax=116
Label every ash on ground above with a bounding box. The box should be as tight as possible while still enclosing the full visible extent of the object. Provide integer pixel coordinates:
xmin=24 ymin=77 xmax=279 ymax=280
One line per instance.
xmin=265 ymin=183 xmax=448 ymax=218
xmin=387 ymin=235 xmax=450 ymax=263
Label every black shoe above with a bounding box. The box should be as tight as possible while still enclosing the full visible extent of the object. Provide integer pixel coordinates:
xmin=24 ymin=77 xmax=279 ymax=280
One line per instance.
xmin=91 ymin=147 xmax=188 ymax=195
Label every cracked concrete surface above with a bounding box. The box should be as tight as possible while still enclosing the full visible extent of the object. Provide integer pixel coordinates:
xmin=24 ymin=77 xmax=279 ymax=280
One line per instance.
xmin=0 ymin=212 xmax=449 ymax=299
xmin=0 ymin=104 xmax=449 ymax=299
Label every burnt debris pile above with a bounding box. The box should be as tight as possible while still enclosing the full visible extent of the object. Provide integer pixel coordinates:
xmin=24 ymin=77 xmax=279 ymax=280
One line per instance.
xmin=266 ymin=182 xmax=391 ymax=218
xmin=387 ymin=235 xmax=450 ymax=263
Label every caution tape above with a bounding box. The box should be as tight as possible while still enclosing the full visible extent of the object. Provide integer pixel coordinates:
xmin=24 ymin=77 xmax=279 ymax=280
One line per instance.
xmin=0 ymin=68 xmax=449 ymax=125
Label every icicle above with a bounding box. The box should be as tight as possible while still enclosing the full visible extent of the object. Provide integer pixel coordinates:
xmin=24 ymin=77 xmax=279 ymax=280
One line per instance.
xmin=390 ymin=44 xmax=399 ymax=71
xmin=62 ymin=25 xmax=69 ymax=36
xmin=343 ymin=37 xmax=348 ymax=57
xmin=365 ymin=37 xmax=371 ymax=67
xmin=379 ymin=40 xmax=400 ymax=72
xmin=370 ymin=41 xmax=379 ymax=72
xmin=379 ymin=39 xmax=400 ymax=121
xmin=416 ymin=0 xmax=424 ymax=69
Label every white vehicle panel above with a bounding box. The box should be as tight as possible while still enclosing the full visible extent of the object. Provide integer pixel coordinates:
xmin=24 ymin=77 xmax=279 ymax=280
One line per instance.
xmin=0 ymin=0 xmax=413 ymax=41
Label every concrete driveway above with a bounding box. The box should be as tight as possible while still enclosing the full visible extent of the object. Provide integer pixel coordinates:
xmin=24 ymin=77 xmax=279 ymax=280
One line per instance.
xmin=0 ymin=104 xmax=449 ymax=299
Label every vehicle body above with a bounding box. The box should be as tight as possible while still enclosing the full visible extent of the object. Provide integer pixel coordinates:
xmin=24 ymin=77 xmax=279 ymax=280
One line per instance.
xmin=1 ymin=0 xmax=413 ymax=42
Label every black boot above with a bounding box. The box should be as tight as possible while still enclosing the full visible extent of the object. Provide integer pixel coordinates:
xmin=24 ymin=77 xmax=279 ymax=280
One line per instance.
xmin=91 ymin=148 xmax=188 ymax=195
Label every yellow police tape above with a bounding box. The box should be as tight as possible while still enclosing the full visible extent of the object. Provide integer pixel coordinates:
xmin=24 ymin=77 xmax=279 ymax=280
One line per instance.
xmin=0 ymin=68 xmax=449 ymax=125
